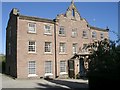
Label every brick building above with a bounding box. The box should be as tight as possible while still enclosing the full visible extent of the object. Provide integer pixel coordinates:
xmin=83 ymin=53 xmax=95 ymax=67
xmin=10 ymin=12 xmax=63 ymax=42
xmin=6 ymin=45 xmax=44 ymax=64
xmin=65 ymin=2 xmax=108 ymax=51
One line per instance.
xmin=6 ymin=1 xmax=109 ymax=79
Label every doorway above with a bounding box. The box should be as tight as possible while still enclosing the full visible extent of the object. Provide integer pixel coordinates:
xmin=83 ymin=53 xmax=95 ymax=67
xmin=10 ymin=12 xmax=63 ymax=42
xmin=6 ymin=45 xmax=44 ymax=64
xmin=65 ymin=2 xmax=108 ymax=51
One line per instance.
xmin=80 ymin=58 xmax=85 ymax=77
xmin=68 ymin=60 xmax=75 ymax=78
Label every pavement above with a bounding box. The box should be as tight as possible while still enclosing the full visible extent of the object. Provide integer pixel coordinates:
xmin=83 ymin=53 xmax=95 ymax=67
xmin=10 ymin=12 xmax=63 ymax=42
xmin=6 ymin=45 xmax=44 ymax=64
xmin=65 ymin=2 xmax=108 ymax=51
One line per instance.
xmin=1 ymin=74 xmax=89 ymax=90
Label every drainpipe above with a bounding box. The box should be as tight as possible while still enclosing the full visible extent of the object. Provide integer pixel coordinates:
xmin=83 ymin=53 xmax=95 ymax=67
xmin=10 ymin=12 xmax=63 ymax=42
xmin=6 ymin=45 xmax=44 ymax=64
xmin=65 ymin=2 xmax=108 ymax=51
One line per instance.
xmin=54 ymin=19 xmax=57 ymax=78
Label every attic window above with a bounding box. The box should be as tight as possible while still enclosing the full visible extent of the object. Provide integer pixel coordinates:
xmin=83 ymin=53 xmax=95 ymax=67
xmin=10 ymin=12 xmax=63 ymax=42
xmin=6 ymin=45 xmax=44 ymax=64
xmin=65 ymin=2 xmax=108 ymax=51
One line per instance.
xmin=72 ymin=9 xmax=75 ymax=17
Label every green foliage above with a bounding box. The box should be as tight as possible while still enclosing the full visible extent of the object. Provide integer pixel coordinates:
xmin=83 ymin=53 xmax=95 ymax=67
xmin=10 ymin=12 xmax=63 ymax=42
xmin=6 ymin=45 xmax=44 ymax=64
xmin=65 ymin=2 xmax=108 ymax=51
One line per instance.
xmin=87 ymin=39 xmax=120 ymax=79
xmin=0 ymin=54 xmax=6 ymax=73
xmin=75 ymin=73 xmax=80 ymax=79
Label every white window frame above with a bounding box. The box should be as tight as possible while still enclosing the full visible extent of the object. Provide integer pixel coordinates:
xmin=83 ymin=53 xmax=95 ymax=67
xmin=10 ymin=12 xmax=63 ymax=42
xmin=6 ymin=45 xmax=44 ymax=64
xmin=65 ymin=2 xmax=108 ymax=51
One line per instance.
xmin=28 ymin=22 xmax=36 ymax=33
xmin=28 ymin=61 xmax=37 ymax=77
xmin=100 ymin=33 xmax=104 ymax=40
xmin=92 ymin=31 xmax=97 ymax=39
xmin=28 ymin=41 xmax=36 ymax=53
xmin=45 ymin=61 xmax=52 ymax=75
xmin=44 ymin=42 xmax=52 ymax=53
xmin=59 ymin=26 xmax=65 ymax=36
xmin=72 ymin=29 xmax=77 ymax=37
xmin=83 ymin=30 xmax=88 ymax=38
xmin=60 ymin=61 xmax=67 ymax=74
xmin=83 ymin=44 xmax=88 ymax=52
xmin=73 ymin=43 xmax=77 ymax=54
xmin=44 ymin=25 xmax=51 ymax=35
xmin=59 ymin=42 xmax=66 ymax=53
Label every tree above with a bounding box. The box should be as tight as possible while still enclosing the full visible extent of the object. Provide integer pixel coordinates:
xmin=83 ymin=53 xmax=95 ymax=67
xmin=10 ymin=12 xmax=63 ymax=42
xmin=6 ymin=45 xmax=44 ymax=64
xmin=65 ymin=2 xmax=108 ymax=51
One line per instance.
xmin=87 ymin=39 xmax=120 ymax=89
xmin=0 ymin=54 xmax=6 ymax=73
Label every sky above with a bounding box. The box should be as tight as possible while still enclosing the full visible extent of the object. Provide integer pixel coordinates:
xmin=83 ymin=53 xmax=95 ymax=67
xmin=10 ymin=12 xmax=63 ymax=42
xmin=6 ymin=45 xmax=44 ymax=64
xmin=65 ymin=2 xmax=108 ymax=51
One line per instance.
xmin=1 ymin=1 xmax=119 ymax=54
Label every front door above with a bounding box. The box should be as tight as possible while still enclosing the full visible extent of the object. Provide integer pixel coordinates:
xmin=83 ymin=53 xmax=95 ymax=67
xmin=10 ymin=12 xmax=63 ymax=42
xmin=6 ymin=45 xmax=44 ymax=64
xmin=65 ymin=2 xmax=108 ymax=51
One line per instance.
xmin=80 ymin=58 xmax=85 ymax=77
xmin=68 ymin=60 xmax=75 ymax=78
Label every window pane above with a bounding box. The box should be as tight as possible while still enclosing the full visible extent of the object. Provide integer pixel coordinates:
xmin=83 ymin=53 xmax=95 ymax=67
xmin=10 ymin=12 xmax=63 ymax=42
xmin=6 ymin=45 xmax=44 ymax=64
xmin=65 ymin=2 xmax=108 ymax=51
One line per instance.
xmin=73 ymin=43 xmax=77 ymax=54
xmin=83 ymin=31 xmax=87 ymax=37
xmin=92 ymin=31 xmax=97 ymax=38
xmin=45 ymin=61 xmax=52 ymax=73
xmin=60 ymin=61 xmax=66 ymax=72
xmin=28 ymin=61 xmax=36 ymax=74
xmin=100 ymin=33 xmax=104 ymax=39
xmin=45 ymin=42 xmax=51 ymax=52
xmin=59 ymin=43 xmax=66 ymax=53
xmin=45 ymin=25 xmax=51 ymax=34
xmin=29 ymin=68 xmax=35 ymax=74
xmin=28 ymin=23 xmax=36 ymax=33
xmin=28 ymin=41 xmax=36 ymax=52
xmin=72 ymin=29 xmax=77 ymax=37
xmin=83 ymin=44 xmax=87 ymax=52
xmin=59 ymin=26 xmax=65 ymax=35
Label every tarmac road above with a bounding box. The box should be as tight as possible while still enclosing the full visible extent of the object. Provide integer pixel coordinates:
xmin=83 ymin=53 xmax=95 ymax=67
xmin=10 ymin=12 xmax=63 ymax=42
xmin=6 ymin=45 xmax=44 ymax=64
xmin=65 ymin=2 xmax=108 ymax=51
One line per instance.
xmin=2 ymin=74 xmax=88 ymax=90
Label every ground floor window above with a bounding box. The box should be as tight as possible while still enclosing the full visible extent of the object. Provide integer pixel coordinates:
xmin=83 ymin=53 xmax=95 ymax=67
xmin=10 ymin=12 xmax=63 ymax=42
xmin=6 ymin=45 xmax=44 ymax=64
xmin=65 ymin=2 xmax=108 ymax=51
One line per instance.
xmin=28 ymin=61 xmax=36 ymax=74
xmin=60 ymin=60 xmax=66 ymax=73
xmin=45 ymin=61 xmax=52 ymax=73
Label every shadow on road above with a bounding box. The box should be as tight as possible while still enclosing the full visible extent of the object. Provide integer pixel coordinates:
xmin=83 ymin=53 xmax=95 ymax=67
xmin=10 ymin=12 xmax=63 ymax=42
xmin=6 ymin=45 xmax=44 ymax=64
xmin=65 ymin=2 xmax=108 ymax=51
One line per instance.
xmin=2 ymin=88 xmax=71 ymax=90
xmin=36 ymin=79 xmax=89 ymax=90
xmin=35 ymin=83 xmax=70 ymax=90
